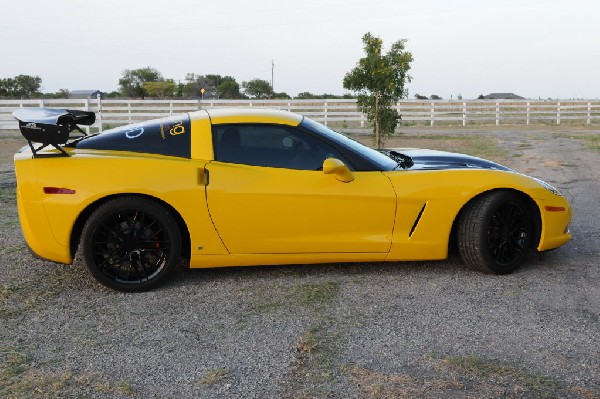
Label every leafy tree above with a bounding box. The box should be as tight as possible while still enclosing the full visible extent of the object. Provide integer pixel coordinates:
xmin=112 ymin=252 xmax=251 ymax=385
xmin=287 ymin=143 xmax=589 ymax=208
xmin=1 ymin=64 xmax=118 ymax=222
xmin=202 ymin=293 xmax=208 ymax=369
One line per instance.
xmin=0 ymin=78 xmax=16 ymax=97
xmin=57 ymin=89 xmax=71 ymax=98
xmin=118 ymin=67 xmax=164 ymax=98
xmin=343 ymin=33 xmax=413 ymax=148
xmin=217 ymin=76 xmax=244 ymax=99
xmin=430 ymin=94 xmax=442 ymax=100
xmin=41 ymin=89 xmax=71 ymax=99
xmin=105 ymin=91 xmax=121 ymax=99
xmin=143 ymin=81 xmax=176 ymax=97
xmin=273 ymin=92 xmax=291 ymax=99
xmin=414 ymin=93 xmax=428 ymax=100
xmin=0 ymin=74 xmax=42 ymax=98
xmin=296 ymin=92 xmax=355 ymax=100
xmin=242 ymin=78 xmax=272 ymax=99
xmin=296 ymin=91 xmax=317 ymax=99
xmin=477 ymin=94 xmax=485 ymax=100
xmin=183 ymin=74 xmax=218 ymax=98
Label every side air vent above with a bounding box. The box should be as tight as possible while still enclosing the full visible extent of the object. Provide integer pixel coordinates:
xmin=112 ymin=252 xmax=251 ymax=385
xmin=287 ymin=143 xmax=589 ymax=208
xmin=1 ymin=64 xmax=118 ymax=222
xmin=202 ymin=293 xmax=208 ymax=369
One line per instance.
xmin=409 ymin=203 xmax=427 ymax=237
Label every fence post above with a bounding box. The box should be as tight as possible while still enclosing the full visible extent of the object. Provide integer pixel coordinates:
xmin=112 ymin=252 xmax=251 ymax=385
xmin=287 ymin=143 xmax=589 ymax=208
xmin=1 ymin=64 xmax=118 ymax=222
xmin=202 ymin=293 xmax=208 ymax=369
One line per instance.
xmin=287 ymin=102 xmax=291 ymax=112
xmin=169 ymin=101 xmax=173 ymax=116
xmin=324 ymin=101 xmax=328 ymax=126
xmin=430 ymin=102 xmax=435 ymax=127
xmin=495 ymin=102 xmax=500 ymax=126
xmin=97 ymin=97 xmax=103 ymax=132
xmin=526 ymin=102 xmax=530 ymax=125
xmin=462 ymin=102 xmax=467 ymax=126
xmin=39 ymin=99 xmax=44 ymax=108
xmin=587 ymin=102 xmax=591 ymax=125
xmin=128 ymin=101 xmax=132 ymax=123
xmin=556 ymin=101 xmax=561 ymax=125
xmin=84 ymin=99 xmax=91 ymax=134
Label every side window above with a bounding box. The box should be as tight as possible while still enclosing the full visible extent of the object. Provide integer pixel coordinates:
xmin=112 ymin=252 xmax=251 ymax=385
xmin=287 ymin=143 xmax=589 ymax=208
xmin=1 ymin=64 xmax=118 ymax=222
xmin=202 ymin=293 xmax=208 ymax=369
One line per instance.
xmin=213 ymin=124 xmax=351 ymax=170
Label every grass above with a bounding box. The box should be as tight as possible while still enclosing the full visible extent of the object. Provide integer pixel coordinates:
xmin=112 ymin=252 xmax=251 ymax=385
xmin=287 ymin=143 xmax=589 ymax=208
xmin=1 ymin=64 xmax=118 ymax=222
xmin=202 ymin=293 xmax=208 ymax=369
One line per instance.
xmin=199 ymin=368 xmax=230 ymax=385
xmin=296 ymin=282 xmax=339 ymax=309
xmin=0 ymin=345 xmax=136 ymax=397
xmin=576 ymin=134 xmax=600 ymax=150
xmin=443 ymin=355 xmax=560 ymax=398
xmin=0 ymin=269 xmax=65 ymax=319
xmin=340 ymin=353 xmax=574 ymax=399
xmin=350 ymin=132 xmax=509 ymax=163
xmin=240 ymin=281 xmax=341 ymax=321
xmin=279 ymin=282 xmax=343 ymax=397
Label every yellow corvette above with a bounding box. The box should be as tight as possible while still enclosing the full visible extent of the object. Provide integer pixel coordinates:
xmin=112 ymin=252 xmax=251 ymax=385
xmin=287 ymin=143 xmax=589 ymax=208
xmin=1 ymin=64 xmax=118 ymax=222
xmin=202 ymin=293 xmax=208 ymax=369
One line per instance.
xmin=13 ymin=108 xmax=571 ymax=291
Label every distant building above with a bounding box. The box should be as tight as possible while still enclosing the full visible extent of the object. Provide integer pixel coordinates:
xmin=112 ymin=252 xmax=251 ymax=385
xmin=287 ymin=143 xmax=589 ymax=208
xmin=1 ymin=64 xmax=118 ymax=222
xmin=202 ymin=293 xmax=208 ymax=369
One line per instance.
xmin=481 ymin=93 xmax=525 ymax=100
xmin=70 ymin=90 xmax=104 ymax=99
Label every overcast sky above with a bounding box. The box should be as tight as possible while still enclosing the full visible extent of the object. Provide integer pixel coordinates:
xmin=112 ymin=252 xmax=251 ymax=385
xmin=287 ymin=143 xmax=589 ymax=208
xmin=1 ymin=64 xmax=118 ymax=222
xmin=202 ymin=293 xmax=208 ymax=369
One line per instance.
xmin=2 ymin=0 xmax=598 ymax=99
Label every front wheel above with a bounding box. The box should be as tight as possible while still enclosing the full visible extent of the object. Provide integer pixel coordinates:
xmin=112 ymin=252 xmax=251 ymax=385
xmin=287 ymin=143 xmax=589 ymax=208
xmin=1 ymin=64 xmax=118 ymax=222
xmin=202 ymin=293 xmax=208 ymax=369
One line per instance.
xmin=458 ymin=191 xmax=533 ymax=274
xmin=81 ymin=197 xmax=181 ymax=292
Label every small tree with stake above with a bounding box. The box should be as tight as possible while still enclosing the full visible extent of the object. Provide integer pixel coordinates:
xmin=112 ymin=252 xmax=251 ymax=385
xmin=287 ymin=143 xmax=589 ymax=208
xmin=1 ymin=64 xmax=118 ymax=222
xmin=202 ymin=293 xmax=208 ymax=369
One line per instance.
xmin=343 ymin=33 xmax=413 ymax=148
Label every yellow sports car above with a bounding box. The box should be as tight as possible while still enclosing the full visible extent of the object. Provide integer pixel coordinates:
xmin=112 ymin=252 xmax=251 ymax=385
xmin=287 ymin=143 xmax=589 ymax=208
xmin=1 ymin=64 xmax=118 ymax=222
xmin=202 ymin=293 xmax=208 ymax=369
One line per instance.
xmin=13 ymin=108 xmax=571 ymax=291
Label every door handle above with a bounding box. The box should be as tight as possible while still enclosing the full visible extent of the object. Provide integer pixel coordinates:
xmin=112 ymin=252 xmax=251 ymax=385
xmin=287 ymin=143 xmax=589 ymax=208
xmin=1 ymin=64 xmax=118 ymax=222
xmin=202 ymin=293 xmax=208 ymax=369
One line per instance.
xmin=198 ymin=168 xmax=209 ymax=186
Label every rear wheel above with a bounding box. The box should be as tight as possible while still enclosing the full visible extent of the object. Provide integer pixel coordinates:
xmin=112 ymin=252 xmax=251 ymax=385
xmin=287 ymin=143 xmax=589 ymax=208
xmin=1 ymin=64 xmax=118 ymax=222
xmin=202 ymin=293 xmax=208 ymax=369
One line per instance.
xmin=81 ymin=197 xmax=181 ymax=291
xmin=458 ymin=191 xmax=532 ymax=274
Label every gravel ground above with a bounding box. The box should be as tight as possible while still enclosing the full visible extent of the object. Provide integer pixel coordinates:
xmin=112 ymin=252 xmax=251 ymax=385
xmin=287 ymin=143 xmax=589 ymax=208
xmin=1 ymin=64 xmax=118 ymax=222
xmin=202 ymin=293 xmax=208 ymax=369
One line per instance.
xmin=1 ymin=127 xmax=599 ymax=398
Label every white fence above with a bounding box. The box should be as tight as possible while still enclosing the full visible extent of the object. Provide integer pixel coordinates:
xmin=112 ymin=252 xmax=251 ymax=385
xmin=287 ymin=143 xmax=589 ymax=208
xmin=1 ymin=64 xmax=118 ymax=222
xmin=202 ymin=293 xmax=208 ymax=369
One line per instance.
xmin=1 ymin=98 xmax=600 ymax=131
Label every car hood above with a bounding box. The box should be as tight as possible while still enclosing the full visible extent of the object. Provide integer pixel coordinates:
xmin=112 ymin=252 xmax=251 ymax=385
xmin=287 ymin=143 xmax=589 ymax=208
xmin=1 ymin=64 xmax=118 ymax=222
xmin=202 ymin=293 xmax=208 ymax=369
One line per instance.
xmin=386 ymin=148 xmax=513 ymax=171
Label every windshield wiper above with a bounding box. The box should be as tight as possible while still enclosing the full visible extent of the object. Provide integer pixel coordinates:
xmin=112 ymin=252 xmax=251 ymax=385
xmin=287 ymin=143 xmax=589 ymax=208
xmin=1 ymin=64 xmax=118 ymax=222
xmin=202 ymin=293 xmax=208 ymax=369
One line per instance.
xmin=379 ymin=149 xmax=414 ymax=169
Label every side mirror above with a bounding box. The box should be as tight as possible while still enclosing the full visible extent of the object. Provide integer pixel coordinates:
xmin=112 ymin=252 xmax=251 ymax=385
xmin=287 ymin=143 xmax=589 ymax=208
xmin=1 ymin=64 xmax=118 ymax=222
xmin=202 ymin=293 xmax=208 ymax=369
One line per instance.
xmin=323 ymin=158 xmax=354 ymax=182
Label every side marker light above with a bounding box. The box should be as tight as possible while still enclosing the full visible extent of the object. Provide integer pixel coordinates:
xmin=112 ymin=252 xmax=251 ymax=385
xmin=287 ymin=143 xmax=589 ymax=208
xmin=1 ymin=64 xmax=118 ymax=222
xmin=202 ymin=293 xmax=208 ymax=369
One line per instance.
xmin=545 ymin=206 xmax=565 ymax=212
xmin=43 ymin=187 xmax=76 ymax=194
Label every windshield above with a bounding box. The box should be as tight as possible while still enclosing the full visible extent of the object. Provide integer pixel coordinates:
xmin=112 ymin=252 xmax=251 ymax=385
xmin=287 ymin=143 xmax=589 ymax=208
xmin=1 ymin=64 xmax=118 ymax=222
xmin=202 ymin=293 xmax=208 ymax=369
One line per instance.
xmin=300 ymin=118 xmax=397 ymax=171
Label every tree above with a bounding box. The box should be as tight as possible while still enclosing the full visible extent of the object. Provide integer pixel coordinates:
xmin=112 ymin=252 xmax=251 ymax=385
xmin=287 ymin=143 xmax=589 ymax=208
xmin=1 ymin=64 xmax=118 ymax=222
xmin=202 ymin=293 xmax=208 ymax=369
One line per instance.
xmin=430 ymin=94 xmax=442 ymax=100
xmin=0 ymin=74 xmax=42 ymax=98
xmin=296 ymin=91 xmax=317 ymax=99
xmin=273 ymin=92 xmax=291 ymax=99
xmin=414 ymin=94 xmax=428 ymax=100
xmin=41 ymin=89 xmax=70 ymax=99
xmin=217 ymin=76 xmax=244 ymax=99
xmin=242 ymin=78 xmax=272 ymax=99
xmin=343 ymin=33 xmax=413 ymax=148
xmin=143 ymin=81 xmax=176 ymax=97
xmin=118 ymin=67 xmax=164 ymax=98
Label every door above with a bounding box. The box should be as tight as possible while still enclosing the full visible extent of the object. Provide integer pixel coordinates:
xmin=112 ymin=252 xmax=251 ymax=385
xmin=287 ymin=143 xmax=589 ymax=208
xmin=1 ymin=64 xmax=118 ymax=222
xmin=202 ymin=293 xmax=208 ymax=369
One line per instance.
xmin=205 ymin=124 xmax=396 ymax=254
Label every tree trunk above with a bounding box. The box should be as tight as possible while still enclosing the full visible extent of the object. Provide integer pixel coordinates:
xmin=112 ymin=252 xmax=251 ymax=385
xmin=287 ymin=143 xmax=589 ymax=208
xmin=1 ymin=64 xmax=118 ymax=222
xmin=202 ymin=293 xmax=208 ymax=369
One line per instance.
xmin=374 ymin=94 xmax=381 ymax=148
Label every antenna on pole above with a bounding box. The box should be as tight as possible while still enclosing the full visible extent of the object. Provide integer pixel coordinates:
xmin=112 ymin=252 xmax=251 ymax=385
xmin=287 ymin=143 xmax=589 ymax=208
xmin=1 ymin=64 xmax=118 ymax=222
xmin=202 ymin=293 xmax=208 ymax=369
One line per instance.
xmin=271 ymin=60 xmax=275 ymax=99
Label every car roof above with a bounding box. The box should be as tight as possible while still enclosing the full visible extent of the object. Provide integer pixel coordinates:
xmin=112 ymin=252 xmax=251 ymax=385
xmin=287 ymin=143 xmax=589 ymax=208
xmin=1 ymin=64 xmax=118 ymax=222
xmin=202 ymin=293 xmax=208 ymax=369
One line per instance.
xmin=192 ymin=108 xmax=303 ymax=126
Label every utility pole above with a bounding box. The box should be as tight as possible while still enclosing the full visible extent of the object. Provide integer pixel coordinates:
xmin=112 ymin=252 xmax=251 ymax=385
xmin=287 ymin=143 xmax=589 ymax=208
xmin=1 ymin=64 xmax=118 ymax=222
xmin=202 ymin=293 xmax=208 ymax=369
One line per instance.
xmin=271 ymin=60 xmax=275 ymax=99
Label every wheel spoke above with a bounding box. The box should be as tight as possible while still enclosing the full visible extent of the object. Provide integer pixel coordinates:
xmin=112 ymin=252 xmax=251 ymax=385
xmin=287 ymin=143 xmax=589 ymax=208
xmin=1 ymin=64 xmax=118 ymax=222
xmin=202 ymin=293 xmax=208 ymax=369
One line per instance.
xmin=487 ymin=202 xmax=529 ymax=266
xmin=90 ymin=208 xmax=171 ymax=285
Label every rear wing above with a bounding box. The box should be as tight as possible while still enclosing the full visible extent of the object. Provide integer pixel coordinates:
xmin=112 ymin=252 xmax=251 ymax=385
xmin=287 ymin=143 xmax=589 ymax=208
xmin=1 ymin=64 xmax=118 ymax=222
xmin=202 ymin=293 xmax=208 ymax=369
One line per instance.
xmin=12 ymin=108 xmax=96 ymax=158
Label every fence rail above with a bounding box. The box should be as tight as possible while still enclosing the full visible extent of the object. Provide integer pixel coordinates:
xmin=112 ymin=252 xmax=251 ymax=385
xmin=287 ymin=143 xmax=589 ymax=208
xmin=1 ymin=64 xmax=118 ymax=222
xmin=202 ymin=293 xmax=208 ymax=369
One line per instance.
xmin=2 ymin=98 xmax=600 ymax=131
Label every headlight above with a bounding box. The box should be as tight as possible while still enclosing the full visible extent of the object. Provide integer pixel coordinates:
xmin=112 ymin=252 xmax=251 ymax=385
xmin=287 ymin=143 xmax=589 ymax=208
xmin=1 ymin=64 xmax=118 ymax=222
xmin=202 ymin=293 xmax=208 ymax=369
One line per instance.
xmin=533 ymin=177 xmax=562 ymax=196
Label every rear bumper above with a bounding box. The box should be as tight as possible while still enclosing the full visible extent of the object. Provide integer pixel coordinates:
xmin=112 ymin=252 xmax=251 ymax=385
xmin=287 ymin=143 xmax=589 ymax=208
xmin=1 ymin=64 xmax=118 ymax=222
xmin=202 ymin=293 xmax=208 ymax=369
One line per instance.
xmin=17 ymin=187 xmax=72 ymax=264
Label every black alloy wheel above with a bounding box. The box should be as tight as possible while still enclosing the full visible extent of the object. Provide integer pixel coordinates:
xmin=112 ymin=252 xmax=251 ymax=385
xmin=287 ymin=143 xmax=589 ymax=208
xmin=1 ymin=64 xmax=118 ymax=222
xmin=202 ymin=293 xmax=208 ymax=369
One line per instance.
xmin=81 ymin=197 xmax=181 ymax=291
xmin=458 ymin=191 xmax=533 ymax=274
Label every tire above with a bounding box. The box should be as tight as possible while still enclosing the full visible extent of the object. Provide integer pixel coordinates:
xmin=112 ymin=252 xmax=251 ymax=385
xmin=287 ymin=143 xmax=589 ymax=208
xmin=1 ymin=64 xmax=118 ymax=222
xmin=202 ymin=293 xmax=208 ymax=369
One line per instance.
xmin=81 ymin=197 xmax=181 ymax=292
xmin=458 ymin=191 xmax=532 ymax=274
